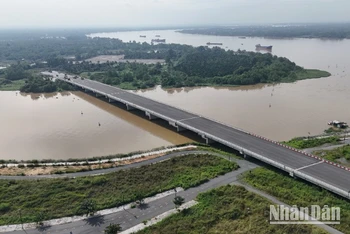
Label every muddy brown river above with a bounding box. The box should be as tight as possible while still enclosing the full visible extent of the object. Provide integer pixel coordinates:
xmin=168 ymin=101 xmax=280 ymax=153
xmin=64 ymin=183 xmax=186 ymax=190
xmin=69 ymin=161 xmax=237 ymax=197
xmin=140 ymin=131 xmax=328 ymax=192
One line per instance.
xmin=1 ymin=30 xmax=350 ymax=160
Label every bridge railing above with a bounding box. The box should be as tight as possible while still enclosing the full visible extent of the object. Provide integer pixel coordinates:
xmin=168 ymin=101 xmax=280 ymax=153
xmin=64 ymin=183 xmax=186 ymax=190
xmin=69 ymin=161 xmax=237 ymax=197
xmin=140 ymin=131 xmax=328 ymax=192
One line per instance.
xmin=176 ymin=121 xmax=350 ymax=199
xmin=66 ymin=77 xmax=350 ymax=200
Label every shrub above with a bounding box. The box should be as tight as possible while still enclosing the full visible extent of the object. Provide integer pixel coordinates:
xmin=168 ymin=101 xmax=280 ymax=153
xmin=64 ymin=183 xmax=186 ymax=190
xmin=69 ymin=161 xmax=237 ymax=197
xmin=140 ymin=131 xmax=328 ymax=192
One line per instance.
xmin=0 ymin=203 xmax=10 ymax=213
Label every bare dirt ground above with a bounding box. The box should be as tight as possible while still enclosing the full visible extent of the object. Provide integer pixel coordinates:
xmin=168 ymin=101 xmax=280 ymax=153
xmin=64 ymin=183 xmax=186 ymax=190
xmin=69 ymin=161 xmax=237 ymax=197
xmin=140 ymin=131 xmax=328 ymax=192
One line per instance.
xmin=85 ymin=55 xmax=165 ymax=64
xmin=0 ymin=152 xmax=166 ymax=176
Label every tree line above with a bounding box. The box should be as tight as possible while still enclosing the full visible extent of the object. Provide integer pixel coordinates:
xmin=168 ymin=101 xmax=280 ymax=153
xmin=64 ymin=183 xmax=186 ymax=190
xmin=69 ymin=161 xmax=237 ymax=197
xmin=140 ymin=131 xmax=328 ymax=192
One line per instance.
xmin=180 ymin=23 xmax=350 ymax=39
xmin=0 ymin=31 xmax=329 ymax=91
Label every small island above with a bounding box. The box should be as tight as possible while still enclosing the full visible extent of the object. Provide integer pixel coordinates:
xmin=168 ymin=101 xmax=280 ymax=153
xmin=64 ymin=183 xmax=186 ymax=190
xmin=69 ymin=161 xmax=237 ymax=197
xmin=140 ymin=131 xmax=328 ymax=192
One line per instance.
xmin=0 ymin=32 xmax=330 ymax=92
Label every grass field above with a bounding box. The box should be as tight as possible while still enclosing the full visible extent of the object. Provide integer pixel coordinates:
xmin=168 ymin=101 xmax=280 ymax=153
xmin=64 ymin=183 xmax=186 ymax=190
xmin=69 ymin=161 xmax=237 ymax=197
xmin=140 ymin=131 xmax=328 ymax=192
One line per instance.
xmin=313 ymin=145 xmax=350 ymax=166
xmin=282 ymin=136 xmax=340 ymax=149
xmin=295 ymin=69 xmax=331 ymax=80
xmin=242 ymin=167 xmax=350 ymax=233
xmin=0 ymin=154 xmax=237 ymax=225
xmin=137 ymin=185 xmax=326 ymax=234
xmin=0 ymin=79 xmax=26 ymax=91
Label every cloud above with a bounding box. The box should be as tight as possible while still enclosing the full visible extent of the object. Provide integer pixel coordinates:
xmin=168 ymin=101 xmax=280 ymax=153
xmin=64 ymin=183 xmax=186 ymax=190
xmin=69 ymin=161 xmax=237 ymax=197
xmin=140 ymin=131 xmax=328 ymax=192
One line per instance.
xmin=0 ymin=0 xmax=348 ymax=28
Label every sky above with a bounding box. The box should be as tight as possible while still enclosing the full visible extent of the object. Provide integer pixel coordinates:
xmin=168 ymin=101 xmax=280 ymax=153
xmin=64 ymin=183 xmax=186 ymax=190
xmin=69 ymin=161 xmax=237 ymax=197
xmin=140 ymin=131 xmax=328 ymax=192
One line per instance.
xmin=0 ymin=0 xmax=349 ymax=28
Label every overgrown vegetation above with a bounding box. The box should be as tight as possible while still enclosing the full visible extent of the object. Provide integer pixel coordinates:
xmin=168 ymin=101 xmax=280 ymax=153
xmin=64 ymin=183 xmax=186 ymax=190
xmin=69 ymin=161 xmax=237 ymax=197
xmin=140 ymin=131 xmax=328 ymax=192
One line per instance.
xmin=137 ymin=185 xmax=326 ymax=234
xmin=313 ymin=145 xmax=350 ymax=166
xmin=20 ymin=76 xmax=75 ymax=93
xmin=0 ymin=31 xmax=330 ymax=91
xmin=242 ymin=167 xmax=350 ymax=233
xmin=78 ymin=47 xmax=329 ymax=89
xmin=0 ymin=63 xmax=75 ymax=92
xmin=282 ymin=136 xmax=340 ymax=149
xmin=0 ymin=79 xmax=26 ymax=91
xmin=0 ymin=154 xmax=237 ymax=225
xmin=324 ymin=127 xmax=343 ymax=134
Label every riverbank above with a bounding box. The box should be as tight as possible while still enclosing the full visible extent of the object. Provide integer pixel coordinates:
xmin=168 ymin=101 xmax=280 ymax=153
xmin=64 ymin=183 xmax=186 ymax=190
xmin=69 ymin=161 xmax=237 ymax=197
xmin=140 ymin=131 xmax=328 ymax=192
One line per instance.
xmin=0 ymin=145 xmax=198 ymax=176
xmin=178 ymin=24 xmax=350 ymax=39
xmin=0 ymin=68 xmax=330 ymax=91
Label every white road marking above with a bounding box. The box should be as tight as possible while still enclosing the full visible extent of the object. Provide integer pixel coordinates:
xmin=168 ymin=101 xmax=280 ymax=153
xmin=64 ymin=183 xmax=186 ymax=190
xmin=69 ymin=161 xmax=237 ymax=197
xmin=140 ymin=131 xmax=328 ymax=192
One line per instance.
xmin=178 ymin=116 xmax=200 ymax=122
xmin=295 ymin=161 xmax=324 ymax=171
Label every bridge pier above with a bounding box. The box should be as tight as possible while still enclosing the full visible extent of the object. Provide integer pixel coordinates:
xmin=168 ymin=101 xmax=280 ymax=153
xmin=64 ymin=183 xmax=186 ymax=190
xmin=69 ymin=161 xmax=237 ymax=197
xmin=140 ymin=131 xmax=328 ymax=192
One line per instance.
xmin=176 ymin=125 xmax=187 ymax=132
xmin=126 ymin=104 xmax=136 ymax=111
xmin=201 ymin=135 xmax=214 ymax=144
xmin=169 ymin=121 xmax=177 ymax=128
xmin=239 ymin=149 xmax=249 ymax=159
xmin=145 ymin=111 xmax=158 ymax=120
xmin=108 ymin=98 xmax=116 ymax=103
xmin=95 ymin=92 xmax=103 ymax=97
xmin=168 ymin=121 xmax=186 ymax=132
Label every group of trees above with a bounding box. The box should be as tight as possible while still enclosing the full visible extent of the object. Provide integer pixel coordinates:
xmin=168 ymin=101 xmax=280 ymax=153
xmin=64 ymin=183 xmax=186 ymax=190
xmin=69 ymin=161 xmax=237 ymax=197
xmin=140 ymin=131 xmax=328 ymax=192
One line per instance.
xmin=50 ymin=45 xmax=305 ymax=89
xmin=4 ymin=64 xmax=31 ymax=81
xmin=20 ymin=77 xmax=74 ymax=93
xmin=0 ymin=30 xmax=322 ymax=92
xmin=172 ymin=46 xmax=302 ymax=86
xmin=0 ymin=32 xmax=191 ymax=62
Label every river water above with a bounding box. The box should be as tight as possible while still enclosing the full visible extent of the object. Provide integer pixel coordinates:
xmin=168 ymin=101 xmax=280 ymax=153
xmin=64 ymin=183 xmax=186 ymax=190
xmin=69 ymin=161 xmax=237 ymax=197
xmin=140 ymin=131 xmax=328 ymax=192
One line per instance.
xmin=1 ymin=30 xmax=350 ymax=160
xmin=0 ymin=91 xmax=191 ymax=160
xmin=91 ymin=30 xmax=350 ymax=140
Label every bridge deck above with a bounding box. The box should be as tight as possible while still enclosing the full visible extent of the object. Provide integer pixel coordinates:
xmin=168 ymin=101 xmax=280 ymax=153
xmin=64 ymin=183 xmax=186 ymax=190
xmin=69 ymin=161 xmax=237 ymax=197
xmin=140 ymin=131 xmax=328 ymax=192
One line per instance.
xmin=300 ymin=163 xmax=350 ymax=191
xmin=45 ymin=71 xmax=350 ymax=199
xmin=180 ymin=117 xmax=319 ymax=169
xmin=80 ymin=78 xmax=198 ymax=121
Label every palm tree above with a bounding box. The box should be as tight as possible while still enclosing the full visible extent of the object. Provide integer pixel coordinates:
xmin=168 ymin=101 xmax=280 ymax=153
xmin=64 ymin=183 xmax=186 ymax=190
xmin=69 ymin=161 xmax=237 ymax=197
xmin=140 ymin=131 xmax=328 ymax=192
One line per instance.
xmin=173 ymin=196 xmax=185 ymax=210
xmin=79 ymin=199 xmax=96 ymax=217
xmin=105 ymin=223 xmax=122 ymax=234
xmin=34 ymin=211 xmax=46 ymax=227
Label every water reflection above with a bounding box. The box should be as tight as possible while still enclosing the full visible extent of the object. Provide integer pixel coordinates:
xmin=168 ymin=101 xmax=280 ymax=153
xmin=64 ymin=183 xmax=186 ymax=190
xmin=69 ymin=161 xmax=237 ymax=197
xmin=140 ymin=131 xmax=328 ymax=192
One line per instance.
xmin=19 ymin=92 xmax=72 ymax=100
xmin=74 ymin=92 xmax=194 ymax=145
xmin=0 ymin=91 xmax=191 ymax=160
xmin=137 ymin=83 xmax=278 ymax=95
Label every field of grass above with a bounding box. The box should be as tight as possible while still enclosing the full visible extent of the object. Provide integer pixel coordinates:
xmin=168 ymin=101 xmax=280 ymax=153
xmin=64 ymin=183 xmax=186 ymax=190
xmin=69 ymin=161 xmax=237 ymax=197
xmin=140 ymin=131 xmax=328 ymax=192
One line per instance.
xmin=0 ymin=154 xmax=238 ymax=225
xmin=137 ymin=185 xmax=326 ymax=234
xmin=295 ymin=69 xmax=331 ymax=80
xmin=242 ymin=167 xmax=350 ymax=233
xmin=313 ymin=145 xmax=350 ymax=166
xmin=0 ymin=79 xmax=26 ymax=91
xmin=282 ymin=136 xmax=340 ymax=149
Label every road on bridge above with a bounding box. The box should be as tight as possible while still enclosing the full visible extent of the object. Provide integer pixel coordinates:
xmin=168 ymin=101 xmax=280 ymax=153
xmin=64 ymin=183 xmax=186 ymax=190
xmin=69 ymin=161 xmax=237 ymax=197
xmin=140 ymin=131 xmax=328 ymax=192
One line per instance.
xmin=42 ymin=71 xmax=350 ymax=200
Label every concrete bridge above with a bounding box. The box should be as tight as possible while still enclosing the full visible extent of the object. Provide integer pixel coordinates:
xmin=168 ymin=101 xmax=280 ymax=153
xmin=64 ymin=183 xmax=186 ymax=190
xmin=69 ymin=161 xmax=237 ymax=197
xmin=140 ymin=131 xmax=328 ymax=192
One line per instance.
xmin=45 ymin=71 xmax=350 ymax=200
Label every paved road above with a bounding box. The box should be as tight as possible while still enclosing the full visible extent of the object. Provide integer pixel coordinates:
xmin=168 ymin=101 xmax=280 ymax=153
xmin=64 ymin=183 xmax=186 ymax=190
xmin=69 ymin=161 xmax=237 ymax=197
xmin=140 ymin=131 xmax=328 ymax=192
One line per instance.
xmin=234 ymin=181 xmax=342 ymax=234
xmin=43 ymin=71 xmax=350 ymax=199
xmin=4 ymin=158 xmax=341 ymax=234
xmin=0 ymin=151 xmax=225 ymax=180
xmin=3 ymin=157 xmax=258 ymax=234
xmin=303 ymin=139 xmax=350 ymax=154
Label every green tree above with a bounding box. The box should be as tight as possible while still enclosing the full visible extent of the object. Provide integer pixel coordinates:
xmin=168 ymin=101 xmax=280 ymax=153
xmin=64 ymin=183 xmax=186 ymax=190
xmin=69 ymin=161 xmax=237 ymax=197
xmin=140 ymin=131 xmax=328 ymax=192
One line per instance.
xmin=105 ymin=223 xmax=122 ymax=234
xmin=135 ymin=193 xmax=145 ymax=205
xmin=34 ymin=211 xmax=46 ymax=227
xmin=5 ymin=64 xmax=29 ymax=81
xmin=173 ymin=196 xmax=185 ymax=209
xmin=79 ymin=199 xmax=97 ymax=217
